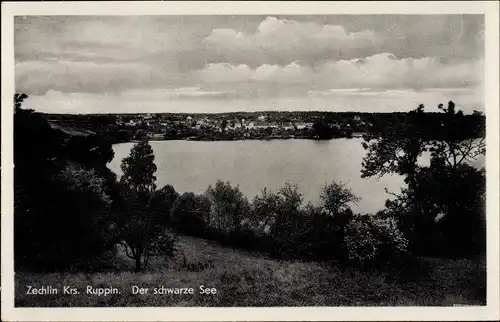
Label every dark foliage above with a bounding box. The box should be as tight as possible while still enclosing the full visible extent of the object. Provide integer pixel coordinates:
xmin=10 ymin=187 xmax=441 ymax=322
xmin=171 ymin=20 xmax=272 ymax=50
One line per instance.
xmin=170 ymin=192 xmax=211 ymax=237
xmin=362 ymin=101 xmax=486 ymax=258
xmin=14 ymin=93 xmax=116 ymax=271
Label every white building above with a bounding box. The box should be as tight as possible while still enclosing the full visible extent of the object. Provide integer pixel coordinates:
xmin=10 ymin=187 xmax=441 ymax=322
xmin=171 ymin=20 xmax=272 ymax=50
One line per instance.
xmin=125 ymin=120 xmax=137 ymax=127
xmin=295 ymin=122 xmax=307 ymax=130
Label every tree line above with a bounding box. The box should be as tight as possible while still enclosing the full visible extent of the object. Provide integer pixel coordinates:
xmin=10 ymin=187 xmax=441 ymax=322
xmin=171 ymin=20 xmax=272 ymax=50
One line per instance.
xmin=14 ymin=93 xmax=486 ymax=274
xmin=44 ymin=108 xmax=485 ymax=144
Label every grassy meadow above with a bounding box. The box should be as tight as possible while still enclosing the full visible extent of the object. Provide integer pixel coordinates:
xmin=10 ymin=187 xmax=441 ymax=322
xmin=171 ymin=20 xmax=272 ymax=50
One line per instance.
xmin=15 ymin=234 xmax=486 ymax=307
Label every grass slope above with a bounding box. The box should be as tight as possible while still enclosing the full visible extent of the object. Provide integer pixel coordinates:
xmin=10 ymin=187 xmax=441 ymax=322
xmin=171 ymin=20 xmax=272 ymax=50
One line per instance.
xmin=15 ymin=234 xmax=486 ymax=307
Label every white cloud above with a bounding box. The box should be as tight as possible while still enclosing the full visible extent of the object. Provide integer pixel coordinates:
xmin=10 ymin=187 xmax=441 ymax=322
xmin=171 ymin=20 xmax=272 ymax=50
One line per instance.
xmin=196 ymin=63 xmax=254 ymax=83
xmin=253 ymin=16 xmax=377 ymax=48
xmin=197 ymin=61 xmax=312 ymax=84
xmin=318 ymin=53 xmax=483 ymax=89
xmin=203 ymin=16 xmax=381 ymax=65
xmin=254 ymin=61 xmax=308 ymax=82
xmin=197 ymin=53 xmax=483 ymax=91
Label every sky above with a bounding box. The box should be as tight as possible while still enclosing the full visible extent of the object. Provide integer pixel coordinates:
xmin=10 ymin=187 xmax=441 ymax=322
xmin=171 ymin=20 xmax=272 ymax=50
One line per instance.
xmin=15 ymin=15 xmax=485 ymax=114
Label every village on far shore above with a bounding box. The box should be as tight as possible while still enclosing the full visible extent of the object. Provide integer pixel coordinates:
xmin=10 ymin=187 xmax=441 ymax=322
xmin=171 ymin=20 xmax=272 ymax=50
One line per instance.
xmin=43 ymin=108 xmax=485 ymax=143
xmin=45 ymin=111 xmax=376 ymax=142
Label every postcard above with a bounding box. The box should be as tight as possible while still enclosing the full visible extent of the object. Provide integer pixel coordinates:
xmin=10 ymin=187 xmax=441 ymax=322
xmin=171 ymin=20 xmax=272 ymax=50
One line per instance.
xmin=1 ymin=1 xmax=499 ymax=321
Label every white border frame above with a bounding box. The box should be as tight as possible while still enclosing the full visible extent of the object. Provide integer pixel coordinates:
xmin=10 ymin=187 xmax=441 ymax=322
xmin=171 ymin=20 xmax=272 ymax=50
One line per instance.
xmin=2 ymin=1 xmax=499 ymax=321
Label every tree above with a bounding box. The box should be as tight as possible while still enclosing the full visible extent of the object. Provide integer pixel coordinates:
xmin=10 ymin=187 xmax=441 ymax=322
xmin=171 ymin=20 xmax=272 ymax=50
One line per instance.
xmin=320 ymin=181 xmax=359 ymax=216
xmin=14 ymin=93 xmax=118 ymax=271
xmin=361 ymin=101 xmax=486 ymax=257
xmin=56 ymin=165 xmax=116 ymax=267
xmin=312 ymin=120 xmax=333 ymax=139
xmin=362 ymin=102 xmax=485 ymax=186
xmin=361 ymin=104 xmax=427 ymax=190
xmin=170 ymin=192 xmax=211 ymax=236
xmin=116 ymin=139 xmax=177 ymax=272
xmin=250 ymin=188 xmax=283 ymax=233
xmin=205 ymin=181 xmax=250 ymax=235
xmin=410 ymin=162 xmax=485 ymax=256
xmin=15 ymin=93 xmax=29 ymax=112
xmin=221 ymin=119 xmax=228 ymax=133
xmin=250 ymin=183 xmax=307 ymax=258
xmin=64 ymin=135 xmax=115 ymax=168
xmin=147 ymin=184 xmax=179 ymax=225
xmin=134 ymin=129 xmax=147 ymax=140
xmin=120 ymin=137 xmax=157 ymax=202
xmin=116 ymin=189 xmax=178 ymax=272
xmin=430 ymin=101 xmax=485 ymax=169
xmin=293 ymin=181 xmax=360 ymax=261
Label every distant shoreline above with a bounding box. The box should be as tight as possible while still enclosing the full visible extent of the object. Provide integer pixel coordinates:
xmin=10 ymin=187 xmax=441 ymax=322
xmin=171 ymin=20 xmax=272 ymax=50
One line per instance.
xmin=124 ymin=135 xmax=364 ymax=144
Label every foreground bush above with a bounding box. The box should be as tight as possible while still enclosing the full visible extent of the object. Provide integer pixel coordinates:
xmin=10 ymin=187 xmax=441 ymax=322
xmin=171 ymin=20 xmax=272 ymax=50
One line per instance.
xmin=344 ymin=216 xmax=409 ymax=268
xmin=170 ymin=192 xmax=211 ymax=236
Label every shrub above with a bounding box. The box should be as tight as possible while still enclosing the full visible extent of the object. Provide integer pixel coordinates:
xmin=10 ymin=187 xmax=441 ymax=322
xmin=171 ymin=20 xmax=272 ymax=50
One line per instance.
xmin=147 ymin=184 xmax=179 ymax=226
xmin=344 ymin=217 xmax=380 ymax=265
xmin=372 ymin=217 xmax=409 ymax=261
xmin=60 ymin=165 xmax=112 ymax=205
xmin=344 ymin=216 xmax=408 ymax=268
xmin=170 ymin=193 xmax=210 ymax=236
xmin=320 ymin=181 xmax=360 ymax=215
xmin=204 ymin=180 xmax=250 ymax=236
xmin=296 ymin=204 xmax=348 ymax=261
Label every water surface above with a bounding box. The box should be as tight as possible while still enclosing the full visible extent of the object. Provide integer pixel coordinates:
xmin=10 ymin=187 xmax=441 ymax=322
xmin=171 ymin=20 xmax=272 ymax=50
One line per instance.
xmin=109 ymin=139 xmax=410 ymax=213
xmin=107 ymin=139 xmax=484 ymax=214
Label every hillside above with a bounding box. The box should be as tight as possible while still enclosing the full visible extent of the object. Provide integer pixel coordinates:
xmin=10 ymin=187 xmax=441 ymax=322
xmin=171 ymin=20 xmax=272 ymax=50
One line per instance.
xmin=48 ymin=120 xmax=96 ymax=137
xmin=15 ymin=234 xmax=486 ymax=307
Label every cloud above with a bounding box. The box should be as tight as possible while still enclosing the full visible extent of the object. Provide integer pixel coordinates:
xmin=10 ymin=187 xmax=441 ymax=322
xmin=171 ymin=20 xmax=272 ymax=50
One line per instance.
xmin=254 ymin=62 xmax=309 ymax=82
xmin=253 ymin=16 xmax=377 ymax=45
xmin=318 ymin=53 xmax=483 ymax=89
xmin=205 ymin=16 xmax=375 ymax=50
xmin=203 ymin=16 xmax=381 ymax=66
xmin=14 ymin=16 xmax=484 ymax=113
xmin=196 ymin=63 xmax=254 ymax=83
xmin=197 ymin=53 xmax=483 ymax=91
xmin=15 ymin=16 xmax=196 ymax=62
xmin=197 ymin=61 xmax=311 ymax=84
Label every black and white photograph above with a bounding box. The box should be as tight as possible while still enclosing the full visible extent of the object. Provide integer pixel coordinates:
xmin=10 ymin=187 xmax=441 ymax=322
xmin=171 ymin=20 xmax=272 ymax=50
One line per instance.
xmin=1 ymin=1 xmax=499 ymax=321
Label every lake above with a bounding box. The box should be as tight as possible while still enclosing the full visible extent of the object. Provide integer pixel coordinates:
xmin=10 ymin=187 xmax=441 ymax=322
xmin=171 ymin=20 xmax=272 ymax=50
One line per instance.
xmin=107 ymin=139 xmax=484 ymax=214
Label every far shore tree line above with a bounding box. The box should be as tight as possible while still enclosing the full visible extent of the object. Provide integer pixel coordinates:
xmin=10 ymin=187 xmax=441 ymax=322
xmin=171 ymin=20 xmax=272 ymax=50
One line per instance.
xmin=44 ymin=106 xmax=485 ymax=143
xmin=14 ymin=93 xmax=486 ymax=274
